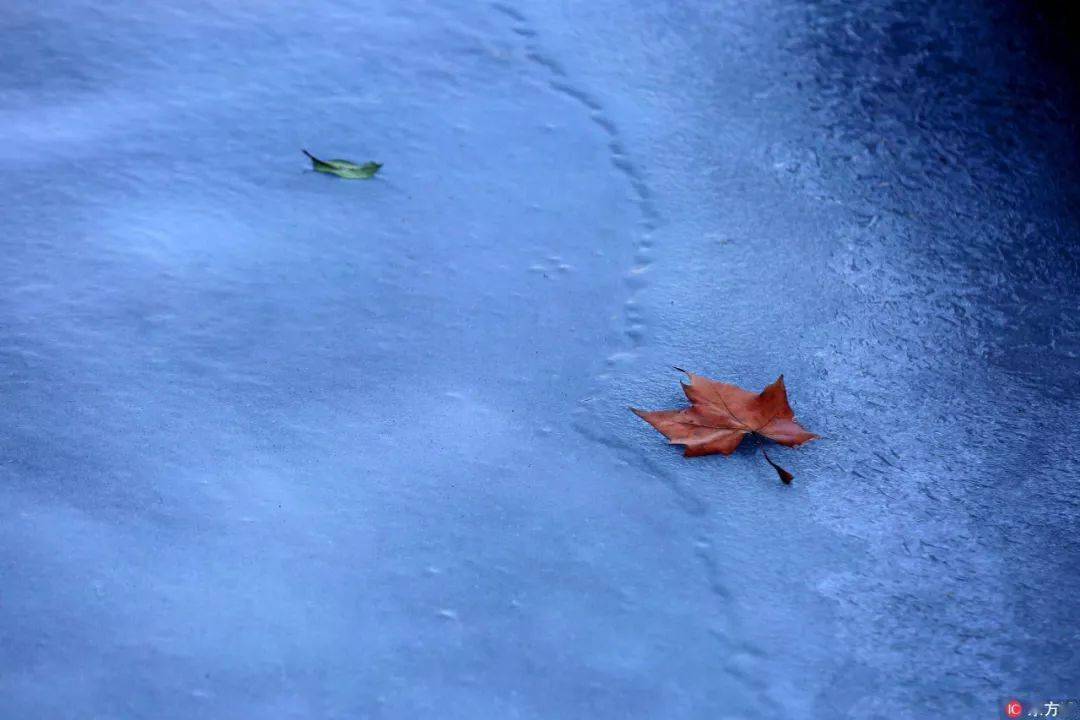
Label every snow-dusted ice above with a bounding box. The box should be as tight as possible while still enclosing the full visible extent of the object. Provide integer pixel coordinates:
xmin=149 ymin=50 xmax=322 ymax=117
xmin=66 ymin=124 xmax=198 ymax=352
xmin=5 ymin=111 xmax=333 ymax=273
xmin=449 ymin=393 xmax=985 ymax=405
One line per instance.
xmin=2 ymin=1 xmax=1078 ymax=718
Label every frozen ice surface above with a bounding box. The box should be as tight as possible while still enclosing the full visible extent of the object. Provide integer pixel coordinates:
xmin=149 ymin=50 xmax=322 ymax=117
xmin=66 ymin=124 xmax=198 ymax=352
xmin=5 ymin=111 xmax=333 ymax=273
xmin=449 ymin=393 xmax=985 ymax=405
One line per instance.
xmin=2 ymin=0 xmax=1078 ymax=718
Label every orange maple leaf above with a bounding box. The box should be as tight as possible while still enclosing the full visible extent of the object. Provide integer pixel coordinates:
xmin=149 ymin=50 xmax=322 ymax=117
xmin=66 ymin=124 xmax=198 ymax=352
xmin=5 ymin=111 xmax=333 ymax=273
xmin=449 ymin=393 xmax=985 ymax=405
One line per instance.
xmin=632 ymin=369 xmax=818 ymax=483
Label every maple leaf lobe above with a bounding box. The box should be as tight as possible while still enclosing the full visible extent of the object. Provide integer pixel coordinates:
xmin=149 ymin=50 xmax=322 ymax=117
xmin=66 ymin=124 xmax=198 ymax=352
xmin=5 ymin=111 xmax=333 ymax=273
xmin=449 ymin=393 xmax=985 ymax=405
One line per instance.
xmin=633 ymin=371 xmax=818 ymax=458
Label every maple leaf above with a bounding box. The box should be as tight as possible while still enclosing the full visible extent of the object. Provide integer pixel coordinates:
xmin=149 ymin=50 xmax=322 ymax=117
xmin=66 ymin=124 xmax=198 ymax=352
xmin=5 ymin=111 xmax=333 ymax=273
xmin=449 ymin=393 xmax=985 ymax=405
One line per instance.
xmin=632 ymin=369 xmax=818 ymax=483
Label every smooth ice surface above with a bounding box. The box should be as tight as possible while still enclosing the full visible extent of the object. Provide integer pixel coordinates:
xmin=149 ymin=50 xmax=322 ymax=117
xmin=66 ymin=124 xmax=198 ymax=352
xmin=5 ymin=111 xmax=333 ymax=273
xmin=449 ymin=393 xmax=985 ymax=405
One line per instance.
xmin=2 ymin=1 xmax=1078 ymax=717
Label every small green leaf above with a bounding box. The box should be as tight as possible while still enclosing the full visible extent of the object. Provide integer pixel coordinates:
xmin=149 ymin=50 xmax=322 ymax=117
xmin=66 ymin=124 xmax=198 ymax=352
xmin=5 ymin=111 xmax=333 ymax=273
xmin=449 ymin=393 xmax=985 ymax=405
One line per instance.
xmin=302 ymin=149 xmax=382 ymax=179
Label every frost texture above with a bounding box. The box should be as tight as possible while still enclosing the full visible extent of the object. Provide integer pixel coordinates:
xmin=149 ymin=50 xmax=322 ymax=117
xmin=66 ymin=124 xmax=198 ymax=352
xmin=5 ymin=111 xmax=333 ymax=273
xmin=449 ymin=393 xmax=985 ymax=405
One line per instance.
xmin=1 ymin=0 xmax=1078 ymax=718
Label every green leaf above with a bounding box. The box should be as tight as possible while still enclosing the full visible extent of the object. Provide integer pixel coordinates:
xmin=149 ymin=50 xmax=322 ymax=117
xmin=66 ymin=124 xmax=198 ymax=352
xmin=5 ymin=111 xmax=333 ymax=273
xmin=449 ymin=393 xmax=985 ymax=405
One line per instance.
xmin=302 ymin=149 xmax=382 ymax=179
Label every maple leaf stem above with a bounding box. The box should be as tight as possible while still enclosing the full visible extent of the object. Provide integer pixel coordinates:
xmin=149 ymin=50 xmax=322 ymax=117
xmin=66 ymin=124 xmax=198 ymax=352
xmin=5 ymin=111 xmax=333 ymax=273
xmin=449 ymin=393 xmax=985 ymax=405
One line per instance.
xmin=761 ymin=447 xmax=794 ymax=485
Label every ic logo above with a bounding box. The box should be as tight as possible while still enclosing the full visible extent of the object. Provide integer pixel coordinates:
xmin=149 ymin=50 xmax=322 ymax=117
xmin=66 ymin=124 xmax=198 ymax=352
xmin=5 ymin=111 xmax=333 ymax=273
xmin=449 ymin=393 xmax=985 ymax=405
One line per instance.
xmin=1005 ymin=700 xmax=1023 ymax=718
